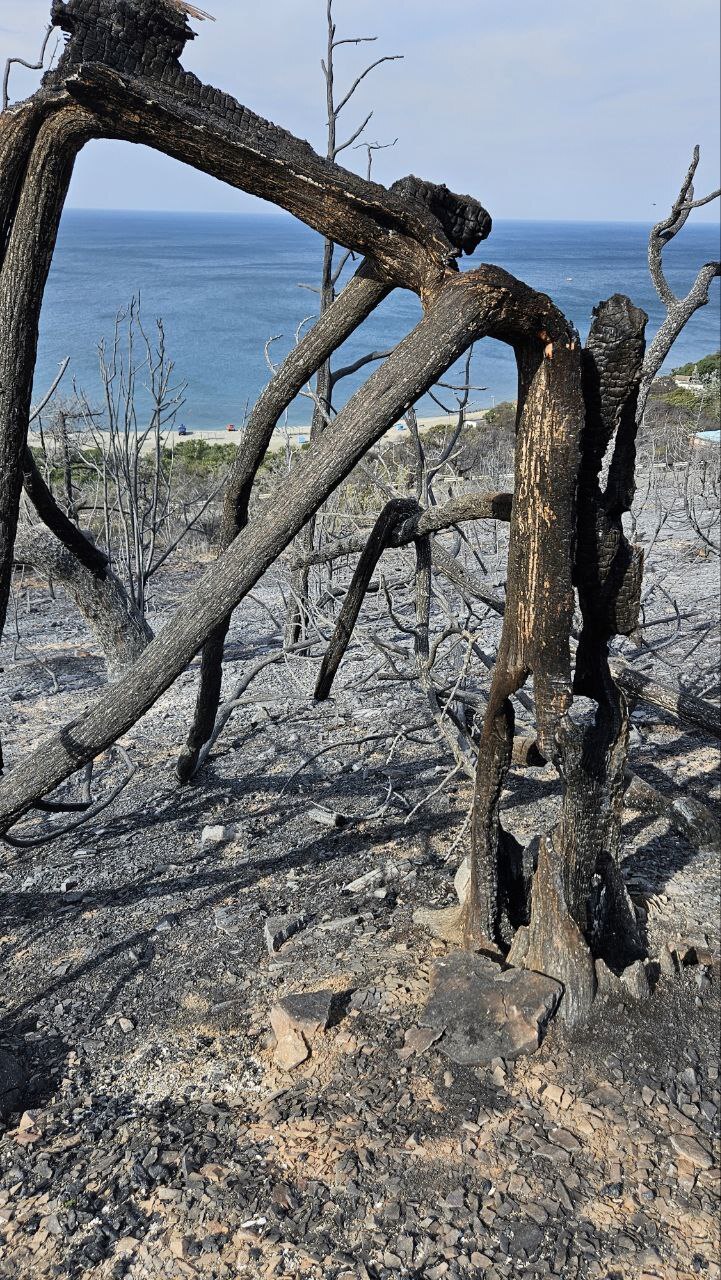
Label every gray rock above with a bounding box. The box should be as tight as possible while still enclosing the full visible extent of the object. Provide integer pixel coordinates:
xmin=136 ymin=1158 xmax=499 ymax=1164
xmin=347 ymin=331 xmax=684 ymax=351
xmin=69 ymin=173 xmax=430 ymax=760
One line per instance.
xmin=201 ymin=824 xmax=234 ymax=846
xmin=658 ymin=947 xmax=679 ymax=978
xmin=0 ymin=1050 xmax=24 ymax=1119
xmin=214 ymin=904 xmax=243 ymax=935
xmin=342 ymin=868 xmax=383 ymax=894
xmin=595 ymin=958 xmax=623 ymax=998
xmin=315 ymin=914 xmax=360 ymax=933
xmin=263 ymin=913 xmax=307 ymax=954
xmin=620 ymin=960 xmax=651 ymax=1000
xmin=270 ymin=990 xmax=335 ymax=1040
xmin=420 ymin=951 xmax=562 ymax=1064
xmin=549 ymin=1127 xmax=582 ymax=1153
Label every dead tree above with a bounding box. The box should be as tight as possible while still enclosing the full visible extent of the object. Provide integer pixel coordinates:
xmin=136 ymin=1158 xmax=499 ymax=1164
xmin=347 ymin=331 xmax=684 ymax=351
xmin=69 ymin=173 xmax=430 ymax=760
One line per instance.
xmin=0 ymin=0 xmax=718 ymax=1027
xmin=284 ymin=0 xmax=401 ymax=645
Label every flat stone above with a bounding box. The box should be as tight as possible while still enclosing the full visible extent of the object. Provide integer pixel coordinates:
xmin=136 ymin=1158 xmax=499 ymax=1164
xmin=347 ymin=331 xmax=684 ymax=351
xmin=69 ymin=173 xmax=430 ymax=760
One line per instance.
xmin=509 ymin=1220 xmax=543 ymax=1255
xmin=454 ymin=857 xmax=471 ymax=906
xmin=398 ymin=1025 xmax=444 ymax=1059
xmin=201 ymin=824 xmax=234 ymax=846
xmin=263 ymin=913 xmax=307 ymax=954
xmin=274 ymin=1029 xmax=309 ymax=1072
xmin=315 ymin=914 xmax=360 ymax=933
xmin=549 ymin=1127 xmax=582 ymax=1153
xmin=420 ymin=951 xmax=562 ymax=1064
xmin=669 ymin=1134 xmax=713 ymax=1169
xmin=270 ymin=990 xmax=334 ymax=1041
xmin=0 ymin=1050 xmax=24 ymax=1120
xmin=412 ymin=904 xmax=465 ymax=945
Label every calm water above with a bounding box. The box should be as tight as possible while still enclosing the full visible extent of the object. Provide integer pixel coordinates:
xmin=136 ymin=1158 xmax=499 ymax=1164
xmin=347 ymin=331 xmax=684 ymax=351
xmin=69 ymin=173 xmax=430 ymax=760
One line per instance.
xmin=35 ymin=211 xmax=720 ymax=429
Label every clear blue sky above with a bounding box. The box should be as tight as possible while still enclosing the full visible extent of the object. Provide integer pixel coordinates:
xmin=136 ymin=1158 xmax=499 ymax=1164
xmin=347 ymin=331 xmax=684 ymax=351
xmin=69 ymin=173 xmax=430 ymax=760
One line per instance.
xmin=3 ymin=0 xmax=720 ymax=223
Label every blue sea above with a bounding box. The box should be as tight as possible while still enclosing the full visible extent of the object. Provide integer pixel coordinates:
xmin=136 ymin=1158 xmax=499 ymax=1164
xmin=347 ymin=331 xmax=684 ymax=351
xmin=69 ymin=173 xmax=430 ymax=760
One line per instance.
xmin=35 ymin=211 xmax=720 ymax=430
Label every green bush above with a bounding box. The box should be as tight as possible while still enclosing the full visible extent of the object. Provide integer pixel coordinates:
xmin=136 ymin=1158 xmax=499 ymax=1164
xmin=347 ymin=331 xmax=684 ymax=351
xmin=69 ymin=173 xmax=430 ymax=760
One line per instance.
xmin=163 ymin=438 xmax=238 ymax=474
xmin=671 ymin=351 xmax=720 ymax=380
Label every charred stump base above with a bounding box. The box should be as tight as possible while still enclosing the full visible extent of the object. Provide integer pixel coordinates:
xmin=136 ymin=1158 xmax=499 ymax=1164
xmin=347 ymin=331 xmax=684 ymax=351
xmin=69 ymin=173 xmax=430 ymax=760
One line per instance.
xmin=451 ymin=295 xmax=653 ymax=1032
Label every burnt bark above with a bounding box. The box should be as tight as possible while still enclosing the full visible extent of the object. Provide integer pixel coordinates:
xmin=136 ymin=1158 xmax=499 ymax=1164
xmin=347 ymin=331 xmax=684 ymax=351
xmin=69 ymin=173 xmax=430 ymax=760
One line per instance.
xmin=0 ymin=100 xmax=97 ymax=639
xmin=14 ymin=525 xmax=152 ymax=679
xmin=463 ymin=336 xmax=584 ymax=946
xmin=555 ymin=296 xmax=648 ymax=954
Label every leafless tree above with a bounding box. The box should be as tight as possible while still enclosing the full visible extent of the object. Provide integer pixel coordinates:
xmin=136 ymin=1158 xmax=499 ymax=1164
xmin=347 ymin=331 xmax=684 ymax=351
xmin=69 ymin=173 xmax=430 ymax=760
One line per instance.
xmin=284 ymin=0 xmax=402 ymax=645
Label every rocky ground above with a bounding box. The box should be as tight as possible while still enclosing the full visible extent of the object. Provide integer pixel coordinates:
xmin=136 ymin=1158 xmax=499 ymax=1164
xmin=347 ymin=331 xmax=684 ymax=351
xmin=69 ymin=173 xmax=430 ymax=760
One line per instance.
xmin=0 ymin=476 xmax=719 ymax=1280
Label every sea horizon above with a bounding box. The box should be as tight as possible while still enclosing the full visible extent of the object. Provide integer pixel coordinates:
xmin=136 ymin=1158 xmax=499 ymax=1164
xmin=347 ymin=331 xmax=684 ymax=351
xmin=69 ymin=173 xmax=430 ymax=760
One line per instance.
xmin=65 ymin=205 xmax=721 ymax=228
xmin=35 ymin=209 xmax=721 ymax=432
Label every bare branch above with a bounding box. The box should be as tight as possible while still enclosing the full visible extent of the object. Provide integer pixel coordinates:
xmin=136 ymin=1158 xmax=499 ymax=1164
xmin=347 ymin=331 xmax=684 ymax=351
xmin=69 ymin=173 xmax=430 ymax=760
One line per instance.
xmin=2 ymin=25 xmax=54 ymax=113
xmin=334 ymin=56 xmax=403 ymax=117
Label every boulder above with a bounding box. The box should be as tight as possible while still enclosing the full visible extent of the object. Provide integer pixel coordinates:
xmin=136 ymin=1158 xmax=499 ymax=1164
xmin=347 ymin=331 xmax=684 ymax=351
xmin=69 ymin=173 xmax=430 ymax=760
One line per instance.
xmin=420 ymin=951 xmax=562 ymax=1064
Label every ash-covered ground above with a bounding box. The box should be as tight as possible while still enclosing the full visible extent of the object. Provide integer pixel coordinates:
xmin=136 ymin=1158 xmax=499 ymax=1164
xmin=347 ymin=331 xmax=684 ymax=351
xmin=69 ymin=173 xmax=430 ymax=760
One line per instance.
xmin=0 ymin=474 xmax=719 ymax=1280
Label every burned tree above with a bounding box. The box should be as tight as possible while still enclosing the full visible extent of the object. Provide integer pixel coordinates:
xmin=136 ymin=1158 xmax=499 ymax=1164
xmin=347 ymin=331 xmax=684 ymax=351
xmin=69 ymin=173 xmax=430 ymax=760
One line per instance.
xmin=1 ymin=0 xmax=719 ymax=1026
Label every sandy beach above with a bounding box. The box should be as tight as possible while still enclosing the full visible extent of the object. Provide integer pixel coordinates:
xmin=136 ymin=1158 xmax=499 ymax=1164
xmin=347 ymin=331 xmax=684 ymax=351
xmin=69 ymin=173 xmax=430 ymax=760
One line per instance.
xmin=28 ymin=409 xmax=491 ymax=455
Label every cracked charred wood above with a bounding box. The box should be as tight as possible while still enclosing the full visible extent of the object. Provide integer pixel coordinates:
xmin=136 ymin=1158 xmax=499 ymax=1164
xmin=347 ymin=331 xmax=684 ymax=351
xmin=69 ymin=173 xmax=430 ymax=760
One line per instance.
xmin=51 ymin=0 xmax=490 ymax=297
xmin=462 ymin=335 xmax=584 ymax=948
xmin=553 ymin=297 xmax=648 ymax=959
xmin=512 ymin=296 xmax=649 ymax=1022
xmin=13 ymin=525 xmax=152 ymax=680
xmin=315 ymin=498 xmax=421 ymax=702
xmin=22 ymin=447 xmax=109 ymax=577
xmin=176 ymin=265 xmax=391 ymax=782
xmin=0 ymin=99 xmax=98 ymax=640
xmin=0 ymin=263 xmax=576 ymax=834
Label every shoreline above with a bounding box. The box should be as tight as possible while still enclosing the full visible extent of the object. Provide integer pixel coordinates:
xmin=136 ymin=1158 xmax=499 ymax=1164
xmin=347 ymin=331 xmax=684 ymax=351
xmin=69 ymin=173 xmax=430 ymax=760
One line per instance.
xmin=28 ymin=410 xmax=492 ymax=455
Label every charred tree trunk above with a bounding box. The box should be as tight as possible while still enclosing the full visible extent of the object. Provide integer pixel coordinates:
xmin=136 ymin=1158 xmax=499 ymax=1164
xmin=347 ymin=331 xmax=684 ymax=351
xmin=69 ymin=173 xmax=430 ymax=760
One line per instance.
xmin=463 ymin=336 xmax=584 ymax=947
xmin=14 ymin=525 xmax=152 ymax=680
xmin=0 ymin=98 xmax=97 ymax=639
xmin=505 ymin=297 xmax=650 ymax=1023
